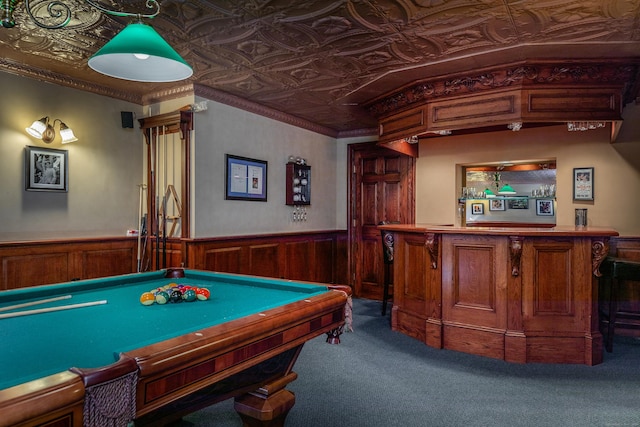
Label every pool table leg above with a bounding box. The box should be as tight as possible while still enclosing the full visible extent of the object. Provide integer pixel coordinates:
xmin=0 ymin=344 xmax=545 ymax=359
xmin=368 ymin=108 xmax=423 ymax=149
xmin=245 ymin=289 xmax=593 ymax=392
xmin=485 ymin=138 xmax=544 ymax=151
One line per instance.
xmin=234 ymin=372 xmax=297 ymax=427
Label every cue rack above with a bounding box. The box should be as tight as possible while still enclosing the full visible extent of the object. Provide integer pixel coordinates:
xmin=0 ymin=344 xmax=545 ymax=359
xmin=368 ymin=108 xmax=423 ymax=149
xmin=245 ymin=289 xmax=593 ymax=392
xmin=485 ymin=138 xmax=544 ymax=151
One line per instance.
xmin=138 ymin=111 xmax=193 ymax=271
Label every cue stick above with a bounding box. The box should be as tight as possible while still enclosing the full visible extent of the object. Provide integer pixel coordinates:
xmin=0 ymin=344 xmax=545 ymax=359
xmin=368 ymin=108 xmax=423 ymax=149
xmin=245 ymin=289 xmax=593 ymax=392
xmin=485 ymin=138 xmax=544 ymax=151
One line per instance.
xmin=162 ymin=193 xmax=167 ymax=268
xmin=162 ymin=126 xmax=168 ymax=269
xmin=154 ymin=125 xmax=160 ymax=271
xmin=137 ymin=184 xmax=146 ymax=272
xmin=0 ymin=300 xmax=107 ymax=320
xmin=0 ymin=295 xmax=72 ymax=313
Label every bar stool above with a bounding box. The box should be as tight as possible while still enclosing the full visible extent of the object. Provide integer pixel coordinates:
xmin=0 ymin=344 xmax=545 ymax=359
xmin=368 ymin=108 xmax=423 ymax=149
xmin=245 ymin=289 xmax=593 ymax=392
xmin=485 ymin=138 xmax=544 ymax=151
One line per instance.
xmin=379 ymin=221 xmax=396 ymax=316
xmin=598 ymin=257 xmax=640 ymax=352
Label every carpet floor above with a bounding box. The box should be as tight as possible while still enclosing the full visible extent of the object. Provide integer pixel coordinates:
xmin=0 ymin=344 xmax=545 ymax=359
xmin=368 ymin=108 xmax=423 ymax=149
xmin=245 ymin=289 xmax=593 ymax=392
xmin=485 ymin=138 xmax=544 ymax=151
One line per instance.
xmin=177 ymin=298 xmax=640 ymax=427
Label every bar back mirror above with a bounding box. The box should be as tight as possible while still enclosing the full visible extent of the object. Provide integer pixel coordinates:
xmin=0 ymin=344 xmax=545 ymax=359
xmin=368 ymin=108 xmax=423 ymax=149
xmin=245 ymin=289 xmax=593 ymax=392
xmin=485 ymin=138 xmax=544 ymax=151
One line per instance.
xmin=461 ymin=161 xmax=557 ymax=227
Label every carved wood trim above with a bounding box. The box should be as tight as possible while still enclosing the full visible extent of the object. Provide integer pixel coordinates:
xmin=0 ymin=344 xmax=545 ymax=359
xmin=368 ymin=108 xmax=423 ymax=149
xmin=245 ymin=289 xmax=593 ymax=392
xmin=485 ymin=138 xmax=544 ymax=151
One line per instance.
xmin=425 ymin=232 xmax=438 ymax=269
xmin=592 ymin=238 xmax=610 ymax=277
xmin=509 ymin=236 xmax=523 ymax=277
xmin=366 ymin=60 xmax=639 ymax=117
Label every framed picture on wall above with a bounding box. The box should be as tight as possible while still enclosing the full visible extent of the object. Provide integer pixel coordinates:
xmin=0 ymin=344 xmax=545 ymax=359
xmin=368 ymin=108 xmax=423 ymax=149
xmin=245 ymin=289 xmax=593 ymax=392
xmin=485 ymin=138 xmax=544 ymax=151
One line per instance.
xmin=24 ymin=146 xmax=68 ymax=192
xmin=225 ymin=154 xmax=268 ymax=201
xmin=536 ymin=199 xmax=554 ymax=216
xmin=489 ymin=199 xmax=505 ymax=211
xmin=573 ymin=167 xmax=594 ymax=201
xmin=471 ymin=203 xmax=484 ymax=215
xmin=507 ymin=197 xmax=529 ymax=209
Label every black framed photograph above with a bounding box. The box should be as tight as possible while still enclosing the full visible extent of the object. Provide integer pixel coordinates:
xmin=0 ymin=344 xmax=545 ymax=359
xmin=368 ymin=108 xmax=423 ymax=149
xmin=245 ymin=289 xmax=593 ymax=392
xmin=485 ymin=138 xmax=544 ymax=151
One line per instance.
xmin=536 ymin=199 xmax=554 ymax=216
xmin=471 ymin=203 xmax=484 ymax=215
xmin=489 ymin=199 xmax=505 ymax=211
xmin=573 ymin=167 xmax=594 ymax=201
xmin=507 ymin=197 xmax=529 ymax=209
xmin=225 ymin=154 xmax=268 ymax=201
xmin=25 ymin=146 xmax=68 ymax=192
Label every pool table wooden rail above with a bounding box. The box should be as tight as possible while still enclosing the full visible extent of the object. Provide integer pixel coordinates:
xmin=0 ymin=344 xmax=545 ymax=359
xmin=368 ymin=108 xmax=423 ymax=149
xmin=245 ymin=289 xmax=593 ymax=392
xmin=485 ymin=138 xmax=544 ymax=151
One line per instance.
xmin=126 ymin=290 xmax=347 ymax=420
xmin=0 ymin=270 xmax=351 ymax=427
xmin=0 ymin=372 xmax=85 ymax=427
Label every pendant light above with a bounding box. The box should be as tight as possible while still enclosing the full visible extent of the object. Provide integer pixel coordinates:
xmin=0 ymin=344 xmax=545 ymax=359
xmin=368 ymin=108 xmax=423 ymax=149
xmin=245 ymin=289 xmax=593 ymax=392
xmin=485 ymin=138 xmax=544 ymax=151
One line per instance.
xmin=498 ymin=184 xmax=517 ymax=195
xmin=88 ymin=22 xmax=192 ymax=82
xmin=484 ymin=188 xmax=496 ymax=198
xmin=5 ymin=1 xmax=192 ymax=83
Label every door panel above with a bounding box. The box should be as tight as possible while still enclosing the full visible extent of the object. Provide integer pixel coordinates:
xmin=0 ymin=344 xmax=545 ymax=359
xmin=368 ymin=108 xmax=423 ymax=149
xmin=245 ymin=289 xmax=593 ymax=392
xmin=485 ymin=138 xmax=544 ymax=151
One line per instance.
xmin=349 ymin=143 xmax=415 ymax=299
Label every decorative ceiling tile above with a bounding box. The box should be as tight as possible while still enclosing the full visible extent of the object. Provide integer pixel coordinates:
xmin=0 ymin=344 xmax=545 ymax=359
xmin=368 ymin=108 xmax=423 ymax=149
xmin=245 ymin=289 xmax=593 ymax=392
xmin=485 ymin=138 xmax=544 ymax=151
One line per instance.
xmin=0 ymin=0 xmax=638 ymax=134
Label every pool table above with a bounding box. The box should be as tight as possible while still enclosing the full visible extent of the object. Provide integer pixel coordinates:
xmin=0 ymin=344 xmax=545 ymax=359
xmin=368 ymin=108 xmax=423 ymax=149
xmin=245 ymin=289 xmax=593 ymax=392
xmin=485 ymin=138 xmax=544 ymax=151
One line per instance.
xmin=0 ymin=268 xmax=350 ymax=427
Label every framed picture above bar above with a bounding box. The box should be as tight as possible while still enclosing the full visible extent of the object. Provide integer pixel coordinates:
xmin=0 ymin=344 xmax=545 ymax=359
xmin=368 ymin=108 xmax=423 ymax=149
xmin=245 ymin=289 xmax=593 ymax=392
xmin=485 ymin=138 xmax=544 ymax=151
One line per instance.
xmin=24 ymin=146 xmax=68 ymax=192
xmin=489 ymin=199 xmax=505 ymax=211
xmin=536 ymin=199 xmax=554 ymax=216
xmin=471 ymin=203 xmax=484 ymax=215
xmin=573 ymin=167 xmax=594 ymax=201
xmin=225 ymin=154 xmax=268 ymax=201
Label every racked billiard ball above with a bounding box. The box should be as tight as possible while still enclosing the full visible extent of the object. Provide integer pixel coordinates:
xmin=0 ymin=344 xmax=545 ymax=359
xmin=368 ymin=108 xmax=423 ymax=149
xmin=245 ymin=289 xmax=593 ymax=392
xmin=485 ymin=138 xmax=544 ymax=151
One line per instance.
xmin=155 ymin=291 xmax=169 ymax=305
xmin=196 ymin=287 xmax=210 ymax=301
xmin=169 ymin=289 xmax=183 ymax=303
xmin=182 ymin=289 xmax=197 ymax=302
xmin=140 ymin=292 xmax=156 ymax=306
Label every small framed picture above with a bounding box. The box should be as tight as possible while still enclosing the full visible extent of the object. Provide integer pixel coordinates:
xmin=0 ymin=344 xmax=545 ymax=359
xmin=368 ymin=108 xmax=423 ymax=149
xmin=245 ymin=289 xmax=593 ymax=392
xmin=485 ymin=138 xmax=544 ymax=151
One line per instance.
xmin=489 ymin=199 xmax=505 ymax=211
xmin=536 ymin=199 xmax=554 ymax=216
xmin=471 ymin=203 xmax=484 ymax=215
xmin=225 ymin=154 xmax=268 ymax=201
xmin=573 ymin=167 xmax=594 ymax=201
xmin=25 ymin=146 xmax=68 ymax=192
xmin=507 ymin=198 xmax=529 ymax=209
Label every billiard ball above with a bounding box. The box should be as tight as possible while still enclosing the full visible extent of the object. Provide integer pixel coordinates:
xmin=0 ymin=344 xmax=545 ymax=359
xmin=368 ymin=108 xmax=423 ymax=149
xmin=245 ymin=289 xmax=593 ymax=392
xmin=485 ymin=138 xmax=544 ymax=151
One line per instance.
xmin=196 ymin=287 xmax=210 ymax=301
xmin=182 ymin=289 xmax=197 ymax=302
xmin=155 ymin=291 xmax=169 ymax=305
xmin=169 ymin=290 xmax=183 ymax=303
xmin=140 ymin=292 xmax=156 ymax=306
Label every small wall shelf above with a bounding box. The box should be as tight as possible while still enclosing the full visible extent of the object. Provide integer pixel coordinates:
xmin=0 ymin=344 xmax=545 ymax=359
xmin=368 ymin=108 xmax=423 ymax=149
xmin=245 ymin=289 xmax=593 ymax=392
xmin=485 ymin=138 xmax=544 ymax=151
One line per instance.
xmin=286 ymin=162 xmax=311 ymax=205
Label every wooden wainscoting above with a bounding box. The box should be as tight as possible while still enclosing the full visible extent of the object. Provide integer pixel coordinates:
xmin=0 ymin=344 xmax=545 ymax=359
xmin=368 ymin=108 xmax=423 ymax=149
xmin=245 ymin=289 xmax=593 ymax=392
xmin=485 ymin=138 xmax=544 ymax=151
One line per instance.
xmin=185 ymin=230 xmax=348 ymax=285
xmin=0 ymin=238 xmax=138 ymax=290
xmin=0 ymin=231 xmax=348 ymax=291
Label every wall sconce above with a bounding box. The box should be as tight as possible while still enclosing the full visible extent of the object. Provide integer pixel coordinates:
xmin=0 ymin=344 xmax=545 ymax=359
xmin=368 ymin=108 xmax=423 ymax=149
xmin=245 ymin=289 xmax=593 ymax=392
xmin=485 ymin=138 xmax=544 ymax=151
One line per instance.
xmin=2 ymin=0 xmax=192 ymax=83
xmin=26 ymin=117 xmax=78 ymax=144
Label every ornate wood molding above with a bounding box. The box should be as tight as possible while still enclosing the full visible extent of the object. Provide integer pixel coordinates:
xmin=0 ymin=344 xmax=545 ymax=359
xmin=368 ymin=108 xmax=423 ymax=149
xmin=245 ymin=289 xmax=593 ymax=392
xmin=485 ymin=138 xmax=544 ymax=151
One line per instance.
xmin=425 ymin=232 xmax=438 ymax=269
xmin=366 ymin=60 xmax=640 ymax=117
xmin=592 ymin=238 xmax=610 ymax=277
xmin=509 ymin=236 xmax=523 ymax=277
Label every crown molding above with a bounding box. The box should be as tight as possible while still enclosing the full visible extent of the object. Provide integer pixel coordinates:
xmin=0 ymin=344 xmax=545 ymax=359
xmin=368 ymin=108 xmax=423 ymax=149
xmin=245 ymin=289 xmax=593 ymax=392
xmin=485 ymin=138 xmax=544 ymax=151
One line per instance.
xmin=193 ymin=84 xmax=339 ymax=138
xmin=0 ymin=58 xmax=145 ymax=104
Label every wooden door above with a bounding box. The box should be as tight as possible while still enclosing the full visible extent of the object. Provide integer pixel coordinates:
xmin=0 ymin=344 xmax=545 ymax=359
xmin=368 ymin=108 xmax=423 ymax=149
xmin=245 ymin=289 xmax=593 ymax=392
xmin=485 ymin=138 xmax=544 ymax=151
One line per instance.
xmin=349 ymin=143 xmax=415 ymax=299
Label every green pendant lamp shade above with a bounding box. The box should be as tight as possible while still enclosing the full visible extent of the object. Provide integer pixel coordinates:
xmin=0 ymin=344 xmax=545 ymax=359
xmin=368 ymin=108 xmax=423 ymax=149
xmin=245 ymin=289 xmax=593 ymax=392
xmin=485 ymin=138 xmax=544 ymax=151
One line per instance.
xmin=498 ymin=184 xmax=517 ymax=195
xmin=88 ymin=22 xmax=192 ymax=82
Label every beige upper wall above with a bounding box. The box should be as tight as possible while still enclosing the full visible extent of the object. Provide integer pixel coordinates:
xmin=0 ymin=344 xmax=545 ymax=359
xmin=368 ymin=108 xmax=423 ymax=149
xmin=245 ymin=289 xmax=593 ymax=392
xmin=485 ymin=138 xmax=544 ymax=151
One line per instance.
xmin=0 ymin=72 xmax=144 ymax=241
xmin=190 ymin=95 xmax=339 ymax=238
xmin=3 ymin=69 xmax=638 ymax=242
xmin=415 ymin=103 xmax=640 ymax=236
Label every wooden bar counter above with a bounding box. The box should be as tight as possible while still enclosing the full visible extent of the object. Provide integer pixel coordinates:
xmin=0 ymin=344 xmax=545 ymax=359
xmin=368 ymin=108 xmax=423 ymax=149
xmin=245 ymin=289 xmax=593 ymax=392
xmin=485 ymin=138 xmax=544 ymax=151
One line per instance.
xmin=378 ymin=224 xmax=619 ymax=365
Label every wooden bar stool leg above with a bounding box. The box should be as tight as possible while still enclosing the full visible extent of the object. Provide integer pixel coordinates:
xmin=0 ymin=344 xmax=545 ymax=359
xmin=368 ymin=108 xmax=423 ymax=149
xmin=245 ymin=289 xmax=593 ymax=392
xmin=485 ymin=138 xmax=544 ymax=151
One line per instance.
xmin=606 ymin=277 xmax=619 ymax=353
xmin=382 ymin=264 xmax=390 ymax=316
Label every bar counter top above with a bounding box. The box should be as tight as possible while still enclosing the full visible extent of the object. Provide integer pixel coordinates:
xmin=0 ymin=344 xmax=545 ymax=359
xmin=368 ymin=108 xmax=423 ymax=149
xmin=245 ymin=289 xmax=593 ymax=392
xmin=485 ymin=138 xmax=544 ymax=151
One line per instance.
xmin=378 ymin=223 xmax=619 ymax=237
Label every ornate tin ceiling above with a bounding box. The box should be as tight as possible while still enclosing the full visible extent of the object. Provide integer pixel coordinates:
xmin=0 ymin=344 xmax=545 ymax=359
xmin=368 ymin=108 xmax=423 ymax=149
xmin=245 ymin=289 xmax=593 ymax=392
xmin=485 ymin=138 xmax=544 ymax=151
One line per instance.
xmin=1 ymin=0 xmax=639 ymax=136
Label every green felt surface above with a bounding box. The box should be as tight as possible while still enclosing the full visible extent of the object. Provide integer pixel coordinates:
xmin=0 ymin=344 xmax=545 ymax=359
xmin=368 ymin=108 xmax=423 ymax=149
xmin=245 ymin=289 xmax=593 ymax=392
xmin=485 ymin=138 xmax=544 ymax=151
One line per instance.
xmin=0 ymin=270 xmax=328 ymax=390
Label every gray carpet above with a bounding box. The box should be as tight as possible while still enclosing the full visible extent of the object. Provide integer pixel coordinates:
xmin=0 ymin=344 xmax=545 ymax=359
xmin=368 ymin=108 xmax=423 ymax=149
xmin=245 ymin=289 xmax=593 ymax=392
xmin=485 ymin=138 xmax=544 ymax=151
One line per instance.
xmin=178 ymin=298 xmax=640 ymax=427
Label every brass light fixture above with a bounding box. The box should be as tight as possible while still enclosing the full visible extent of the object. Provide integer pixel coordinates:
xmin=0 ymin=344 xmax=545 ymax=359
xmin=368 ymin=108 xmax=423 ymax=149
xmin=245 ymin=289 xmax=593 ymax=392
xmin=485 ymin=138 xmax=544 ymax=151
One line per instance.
xmin=26 ymin=117 xmax=78 ymax=144
xmin=1 ymin=0 xmax=192 ymax=82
